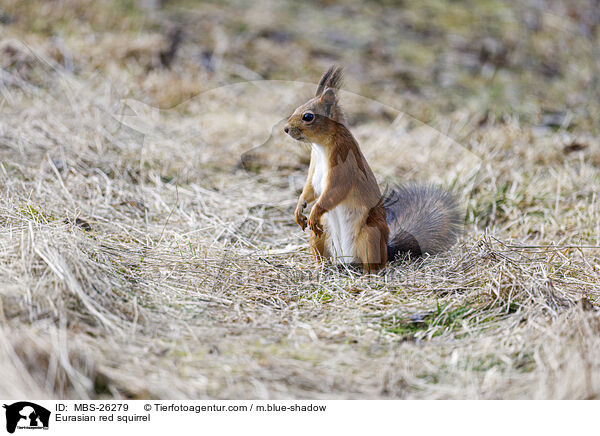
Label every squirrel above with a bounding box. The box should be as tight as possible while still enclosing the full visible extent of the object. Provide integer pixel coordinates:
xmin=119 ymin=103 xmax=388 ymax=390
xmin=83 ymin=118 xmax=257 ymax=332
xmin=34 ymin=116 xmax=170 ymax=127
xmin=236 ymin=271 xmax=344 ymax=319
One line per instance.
xmin=284 ymin=66 xmax=460 ymax=273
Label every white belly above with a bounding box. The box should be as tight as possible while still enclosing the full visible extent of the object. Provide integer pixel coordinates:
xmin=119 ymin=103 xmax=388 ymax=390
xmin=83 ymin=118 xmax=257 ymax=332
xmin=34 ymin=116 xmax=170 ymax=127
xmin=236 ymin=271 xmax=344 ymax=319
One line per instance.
xmin=311 ymin=143 xmax=359 ymax=264
xmin=325 ymin=204 xmax=361 ymax=263
xmin=311 ymin=143 xmax=327 ymax=197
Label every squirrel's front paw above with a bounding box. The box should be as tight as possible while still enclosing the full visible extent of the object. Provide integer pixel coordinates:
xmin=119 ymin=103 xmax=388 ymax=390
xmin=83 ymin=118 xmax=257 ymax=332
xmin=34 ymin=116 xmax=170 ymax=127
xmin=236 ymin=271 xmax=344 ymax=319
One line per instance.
xmin=295 ymin=211 xmax=307 ymax=230
xmin=308 ymin=212 xmax=324 ymax=237
xmin=295 ymin=200 xmax=307 ymax=230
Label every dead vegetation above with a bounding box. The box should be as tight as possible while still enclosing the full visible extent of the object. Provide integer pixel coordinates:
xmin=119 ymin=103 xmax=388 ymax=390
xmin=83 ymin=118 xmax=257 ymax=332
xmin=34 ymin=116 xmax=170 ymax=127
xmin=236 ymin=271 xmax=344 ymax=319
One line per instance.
xmin=0 ymin=0 xmax=599 ymax=399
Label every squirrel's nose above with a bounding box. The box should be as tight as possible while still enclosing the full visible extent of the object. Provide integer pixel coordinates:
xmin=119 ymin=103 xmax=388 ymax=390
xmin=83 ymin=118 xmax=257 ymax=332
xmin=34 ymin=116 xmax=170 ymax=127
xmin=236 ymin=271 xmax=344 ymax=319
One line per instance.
xmin=284 ymin=126 xmax=289 ymax=134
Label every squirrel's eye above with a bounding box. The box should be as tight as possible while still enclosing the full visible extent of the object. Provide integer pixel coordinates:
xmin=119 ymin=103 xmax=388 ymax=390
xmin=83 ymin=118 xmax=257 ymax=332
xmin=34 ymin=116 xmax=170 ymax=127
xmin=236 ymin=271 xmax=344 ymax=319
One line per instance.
xmin=302 ymin=112 xmax=314 ymax=122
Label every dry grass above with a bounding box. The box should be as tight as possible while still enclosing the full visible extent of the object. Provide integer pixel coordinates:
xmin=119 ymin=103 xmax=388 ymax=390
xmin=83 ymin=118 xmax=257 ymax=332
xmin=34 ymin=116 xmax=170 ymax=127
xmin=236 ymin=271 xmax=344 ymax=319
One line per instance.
xmin=0 ymin=0 xmax=599 ymax=399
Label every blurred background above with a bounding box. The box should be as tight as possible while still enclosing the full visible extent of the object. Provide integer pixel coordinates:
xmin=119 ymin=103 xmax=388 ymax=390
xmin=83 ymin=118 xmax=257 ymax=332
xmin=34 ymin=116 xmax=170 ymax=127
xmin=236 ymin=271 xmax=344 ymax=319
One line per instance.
xmin=2 ymin=0 xmax=598 ymax=132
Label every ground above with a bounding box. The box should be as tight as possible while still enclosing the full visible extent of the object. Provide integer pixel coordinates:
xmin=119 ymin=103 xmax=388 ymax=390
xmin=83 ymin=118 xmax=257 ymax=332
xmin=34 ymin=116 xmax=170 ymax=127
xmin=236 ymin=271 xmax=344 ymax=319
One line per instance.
xmin=0 ymin=0 xmax=599 ymax=399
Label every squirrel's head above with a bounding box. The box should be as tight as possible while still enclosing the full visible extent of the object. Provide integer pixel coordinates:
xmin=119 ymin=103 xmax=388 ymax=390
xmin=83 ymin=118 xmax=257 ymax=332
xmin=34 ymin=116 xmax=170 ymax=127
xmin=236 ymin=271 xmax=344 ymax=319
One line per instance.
xmin=284 ymin=66 xmax=345 ymax=145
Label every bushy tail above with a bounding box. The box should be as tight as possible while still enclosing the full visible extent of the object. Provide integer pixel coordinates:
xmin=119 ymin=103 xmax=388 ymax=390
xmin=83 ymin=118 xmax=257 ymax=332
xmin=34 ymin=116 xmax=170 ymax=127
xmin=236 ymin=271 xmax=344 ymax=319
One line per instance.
xmin=384 ymin=184 xmax=461 ymax=260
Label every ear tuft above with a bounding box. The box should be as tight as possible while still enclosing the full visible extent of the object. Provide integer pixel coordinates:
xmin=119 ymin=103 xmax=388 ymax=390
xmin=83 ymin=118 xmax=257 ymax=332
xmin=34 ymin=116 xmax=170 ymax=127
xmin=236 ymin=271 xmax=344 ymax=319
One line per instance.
xmin=315 ymin=65 xmax=343 ymax=97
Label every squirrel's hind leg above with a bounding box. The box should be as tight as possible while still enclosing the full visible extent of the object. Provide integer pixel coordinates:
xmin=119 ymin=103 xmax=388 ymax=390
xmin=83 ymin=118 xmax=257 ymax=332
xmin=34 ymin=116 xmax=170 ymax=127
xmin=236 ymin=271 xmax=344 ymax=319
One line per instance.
xmin=309 ymin=229 xmax=329 ymax=265
xmin=354 ymin=224 xmax=388 ymax=273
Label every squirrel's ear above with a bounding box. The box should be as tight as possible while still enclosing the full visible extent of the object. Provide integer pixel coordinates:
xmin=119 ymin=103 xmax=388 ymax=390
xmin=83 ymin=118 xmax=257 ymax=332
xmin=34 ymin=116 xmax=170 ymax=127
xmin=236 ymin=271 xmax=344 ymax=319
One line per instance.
xmin=315 ymin=65 xmax=343 ymax=96
xmin=319 ymin=88 xmax=337 ymax=106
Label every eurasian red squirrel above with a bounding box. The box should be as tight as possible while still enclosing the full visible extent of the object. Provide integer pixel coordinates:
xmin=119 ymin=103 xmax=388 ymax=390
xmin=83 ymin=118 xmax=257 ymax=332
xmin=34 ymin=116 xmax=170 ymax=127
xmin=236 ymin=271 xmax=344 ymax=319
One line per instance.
xmin=284 ymin=66 xmax=460 ymax=272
